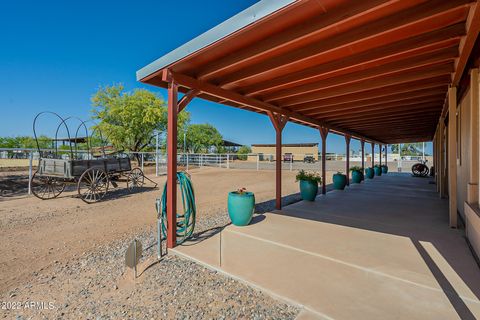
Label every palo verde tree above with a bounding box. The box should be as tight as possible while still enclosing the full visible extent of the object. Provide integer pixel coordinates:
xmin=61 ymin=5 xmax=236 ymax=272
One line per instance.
xmin=90 ymin=84 xmax=190 ymax=153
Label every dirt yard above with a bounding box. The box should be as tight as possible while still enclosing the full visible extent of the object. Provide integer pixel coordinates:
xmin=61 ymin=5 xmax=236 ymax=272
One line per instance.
xmin=0 ymin=167 xmax=334 ymax=319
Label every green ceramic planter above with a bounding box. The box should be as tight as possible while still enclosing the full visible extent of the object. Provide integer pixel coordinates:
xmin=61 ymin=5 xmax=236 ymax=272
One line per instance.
xmin=374 ymin=166 xmax=382 ymax=176
xmin=299 ymin=180 xmax=318 ymax=201
xmin=365 ymin=167 xmax=374 ymax=179
xmin=351 ymin=170 xmax=363 ymax=184
xmin=228 ymin=191 xmax=255 ymax=226
xmin=381 ymin=165 xmax=388 ymax=174
xmin=333 ymin=173 xmax=347 ymax=190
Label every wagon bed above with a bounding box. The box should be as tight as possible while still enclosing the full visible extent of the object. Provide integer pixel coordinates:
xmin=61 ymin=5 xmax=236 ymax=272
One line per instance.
xmin=37 ymin=158 xmax=132 ymax=179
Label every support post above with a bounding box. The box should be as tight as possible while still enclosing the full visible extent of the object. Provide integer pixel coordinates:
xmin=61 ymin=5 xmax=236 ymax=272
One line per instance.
xmin=448 ymin=86 xmax=458 ymax=228
xmin=385 ymin=144 xmax=388 ymax=169
xmin=467 ymin=68 xmax=479 ymax=204
xmin=439 ymin=117 xmax=446 ymax=198
xmin=360 ymin=140 xmax=365 ymax=174
xmin=162 ymin=71 xmax=199 ymax=248
xmin=319 ymin=127 xmax=329 ymax=194
xmin=371 ymin=142 xmax=375 ymax=168
xmin=268 ymin=112 xmax=289 ymax=210
xmin=345 ymin=135 xmax=351 ymax=185
xmin=379 ymin=144 xmax=382 ymax=167
xmin=166 ymin=80 xmax=178 ymax=248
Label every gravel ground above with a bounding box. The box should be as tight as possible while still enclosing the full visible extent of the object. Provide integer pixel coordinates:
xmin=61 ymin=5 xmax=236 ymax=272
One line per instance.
xmin=1 ymin=203 xmax=300 ymax=319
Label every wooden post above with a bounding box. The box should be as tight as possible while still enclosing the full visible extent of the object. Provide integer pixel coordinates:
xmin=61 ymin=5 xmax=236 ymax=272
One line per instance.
xmin=345 ymin=135 xmax=351 ymax=185
xmin=448 ymin=86 xmax=458 ymax=228
xmin=268 ymin=112 xmax=289 ymax=209
xmin=439 ymin=117 xmax=446 ymax=198
xmin=468 ymin=68 xmax=479 ymax=204
xmin=319 ymin=127 xmax=328 ymax=194
xmin=385 ymin=144 xmax=388 ymax=169
xmin=166 ymin=80 xmax=178 ymax=248
xmin=371 ymin=142 xmax=375 ymax=168
xmin=163 ymin=72 xmax=199 ymax=248
xmin=379 ymin=144 xmax=382 ymax=167
xmin=361 ymin=140 xmax=365 ymax=174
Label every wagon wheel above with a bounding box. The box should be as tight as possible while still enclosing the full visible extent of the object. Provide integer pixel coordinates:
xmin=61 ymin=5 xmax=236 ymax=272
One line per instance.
xmin=31 ymin=171 xmax=65 ymax=200
xmin=77 ymin=168 xmax=109 ymax=203
xmin=411 ymin=163 xmax=429 ymax=177
xmin=127 ymin=168 xmax=145 ymax=191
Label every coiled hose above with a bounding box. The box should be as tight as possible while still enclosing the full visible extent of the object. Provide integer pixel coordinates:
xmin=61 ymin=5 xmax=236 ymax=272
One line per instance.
xmin=156 ymin=172 xmax=196 ymax=245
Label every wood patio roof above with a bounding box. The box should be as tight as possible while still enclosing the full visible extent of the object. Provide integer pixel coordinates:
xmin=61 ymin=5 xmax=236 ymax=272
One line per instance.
xmin=137 ymin=0 xmax=480 ymax=144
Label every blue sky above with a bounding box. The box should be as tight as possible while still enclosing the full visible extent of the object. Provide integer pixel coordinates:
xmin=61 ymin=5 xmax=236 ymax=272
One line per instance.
xmin=0 ymin=0 xmax=432 ymax=154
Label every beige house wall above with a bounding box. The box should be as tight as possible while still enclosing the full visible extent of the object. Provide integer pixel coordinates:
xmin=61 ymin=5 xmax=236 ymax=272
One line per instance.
xmin=248 ymin=145 xmax=318 ymax=161
xmin=457 ymin=88 xmax=471 ymax=219
xmin=457 ymin=68 xmax=480 ymax=259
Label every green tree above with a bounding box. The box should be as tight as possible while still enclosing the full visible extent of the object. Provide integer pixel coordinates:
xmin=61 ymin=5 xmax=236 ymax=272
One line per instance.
xmin=90 ymin=84 xmax=190 ymax=152
xmin=390 ymin=143 xmax=424 ymax=156
xmin=185 ymin=124 xmax=223 ymax=153
xmin=0 ymin=136 xmax=51 ymax=149
xmin=237 ymin=145 xmax=251 ymax=160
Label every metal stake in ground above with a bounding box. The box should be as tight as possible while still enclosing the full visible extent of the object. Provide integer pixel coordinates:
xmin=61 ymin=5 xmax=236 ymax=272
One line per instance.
xmin=125 ymin=239 xmax=142 ymax=280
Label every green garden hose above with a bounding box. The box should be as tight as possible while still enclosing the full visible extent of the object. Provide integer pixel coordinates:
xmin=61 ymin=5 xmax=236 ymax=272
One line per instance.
xmin=156 ymin=172 xmax=196 ymax=245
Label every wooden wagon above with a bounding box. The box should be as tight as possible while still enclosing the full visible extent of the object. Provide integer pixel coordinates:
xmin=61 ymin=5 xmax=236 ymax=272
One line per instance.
xmin=31 ymin=157 xmax=146 ymax=203
xmin=30 ymin=112 xmax=155 ymax=203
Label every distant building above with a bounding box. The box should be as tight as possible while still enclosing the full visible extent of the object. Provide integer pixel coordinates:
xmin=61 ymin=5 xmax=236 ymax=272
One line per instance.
xmin=249 ymin=143 xmax=318 ymax=161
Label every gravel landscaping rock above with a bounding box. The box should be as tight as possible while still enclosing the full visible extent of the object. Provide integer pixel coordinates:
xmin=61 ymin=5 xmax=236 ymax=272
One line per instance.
xmin=1 ymin=207 xmax=300 ymax=319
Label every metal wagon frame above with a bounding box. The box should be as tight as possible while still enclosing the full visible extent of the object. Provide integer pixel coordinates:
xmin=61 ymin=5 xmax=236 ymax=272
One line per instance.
xmin=30 ymin=112 xmax=156 ymax=203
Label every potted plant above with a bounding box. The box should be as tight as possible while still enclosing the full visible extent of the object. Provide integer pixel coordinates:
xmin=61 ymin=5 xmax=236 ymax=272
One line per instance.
xmin=350 ymin=166 xmax=364 ymax=184
xmin=296 ymin=170 xmax=321 ymax=201
xmin=333 ymin=171 xmax=347 ymax=190
xmin=365 ymin=167 xmax=374 ymax=179
xmin=374 ymin=164 xmax=382 ymax=176
xmin=381 ymin=164 xmax=388 ymax=174
xmin=228 ymin=187 xmax=255 ymax=226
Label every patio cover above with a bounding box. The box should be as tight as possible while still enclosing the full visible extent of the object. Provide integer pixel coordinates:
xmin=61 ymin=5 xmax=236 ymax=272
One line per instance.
xmin=137 ymin=0 xmax=480 ymax=144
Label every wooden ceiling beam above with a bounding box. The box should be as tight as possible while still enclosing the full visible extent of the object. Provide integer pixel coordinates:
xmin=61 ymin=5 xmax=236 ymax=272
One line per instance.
xmin=346 ymin=121 xmax=438 ymax=131
xmin=263 ymin=47 xmax=457 ymax=102
xmin=217 ymin=0 xmax=470 ymax=88
xmin=195 ymin=0 xmax=398 ymax=80
xmin=453 ymin=2 xmax=480 ymax=85
xmin=297 ymin=88 xmax=447 ymax=113
xmin=241 ymin=25 xmax=463 ymax=97
xmin=278 ymin=63 xmax=453 ymax=107
xmin=332 ymin=111 xmax=440 ymax=124
xmin=307 ymin=95 xmax=444 ymax=117
xmin=318 ymin=103 xmax=441 ymax=122
xmin=283 ymin=76 xmax=450 ymax=111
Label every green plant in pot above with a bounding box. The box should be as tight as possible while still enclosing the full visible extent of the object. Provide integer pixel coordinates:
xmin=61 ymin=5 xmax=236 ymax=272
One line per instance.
xmin=228 ymin=187 xmax=255 ymax=226
xmin=350 ymin=166 xmax=364 ymax=184
xmin=381 ymin=164 xmax=388 ymax=174
xmin=333 ymin=171 xmax=347 ymax=190
xmin=296 ymin=170 xmax=321 ymax=201
xmin=365 ymin=167 xmax=374 ymax=179
xmin=374 ymin=164 xmax=382 ymax=176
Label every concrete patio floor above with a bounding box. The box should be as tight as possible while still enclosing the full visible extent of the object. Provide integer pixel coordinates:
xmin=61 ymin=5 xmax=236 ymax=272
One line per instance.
xmin=173 ymin=173 xmax=480 ymax=319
